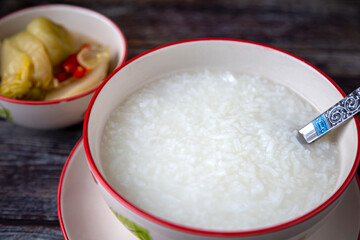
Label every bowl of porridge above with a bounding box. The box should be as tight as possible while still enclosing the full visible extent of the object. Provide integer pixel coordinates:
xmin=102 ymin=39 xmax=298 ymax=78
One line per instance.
xmin=83 ymin=39 xmax=359 ymax=240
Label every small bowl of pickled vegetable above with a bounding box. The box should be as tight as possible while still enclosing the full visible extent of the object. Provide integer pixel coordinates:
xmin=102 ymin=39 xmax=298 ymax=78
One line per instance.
xmin=0 ymin=4 xmax=127 ymax=129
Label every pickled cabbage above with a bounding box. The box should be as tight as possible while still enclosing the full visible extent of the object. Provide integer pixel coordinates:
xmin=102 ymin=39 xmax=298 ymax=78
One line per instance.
xmin=0 ymin=39 xmax=32 ymax=99
xmin=26 ymin=17 xmax=75 ymax=66
xmin=9 ymin=31 xmax=53 ymax=90
xmin=0 ymin=17 xmax=111 ymax=101
xmin=23 ymin=87 xmax=45 ymax=100
xmin=45 ymin=47 xmax=110 ymax=101
xmin=77 ymin=45 xmax=110 ymax=69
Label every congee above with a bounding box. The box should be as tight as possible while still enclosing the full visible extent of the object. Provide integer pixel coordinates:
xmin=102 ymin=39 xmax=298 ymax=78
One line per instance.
xmin=100 ymin=70 xmax=339 ymax=230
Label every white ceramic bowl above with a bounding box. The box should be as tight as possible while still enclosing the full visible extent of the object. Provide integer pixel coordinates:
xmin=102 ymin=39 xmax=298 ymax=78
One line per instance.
xmin=0 ymin=4 xmax=127 ymax=129
xmin=83 ymin=39 xmax=360 ymax=240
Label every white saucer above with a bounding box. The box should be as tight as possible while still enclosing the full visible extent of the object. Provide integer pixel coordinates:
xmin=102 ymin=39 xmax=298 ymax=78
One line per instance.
xmin=58 ymin=139 xmax=360 ymax=240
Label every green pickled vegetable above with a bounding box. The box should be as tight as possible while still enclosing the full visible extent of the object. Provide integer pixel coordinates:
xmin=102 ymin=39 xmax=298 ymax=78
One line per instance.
xmin=26 ymin=17 xmax=75 ymax=66
xmin=9 ymin=31 xmax=53 ymax=90
xmin=0 ymin=39 xmax=32 ymax=99
xmin=0 ymin=16 xmax=109 ymax=101
xmin=23 ymin=87 xmax=45 ymax=100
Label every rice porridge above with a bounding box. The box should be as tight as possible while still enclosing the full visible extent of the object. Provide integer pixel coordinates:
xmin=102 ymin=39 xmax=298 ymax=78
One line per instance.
xmin=100 ymin=70 xmax=339 ymax=230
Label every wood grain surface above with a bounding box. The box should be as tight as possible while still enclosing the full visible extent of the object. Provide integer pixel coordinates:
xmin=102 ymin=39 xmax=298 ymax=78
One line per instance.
xmin=0 ymin=0 xmax=359 ymax=239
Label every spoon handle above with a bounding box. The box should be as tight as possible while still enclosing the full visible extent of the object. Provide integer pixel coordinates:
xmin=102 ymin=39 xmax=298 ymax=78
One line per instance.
xmin=299 ymin=86 xmax=360 ymax=143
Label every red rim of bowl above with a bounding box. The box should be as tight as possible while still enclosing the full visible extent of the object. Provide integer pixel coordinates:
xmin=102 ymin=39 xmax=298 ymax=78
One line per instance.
xmin=0 ymin=4 xmax=127 ymax=105
xmin=83 ymin=38 xmax=360 ymax=237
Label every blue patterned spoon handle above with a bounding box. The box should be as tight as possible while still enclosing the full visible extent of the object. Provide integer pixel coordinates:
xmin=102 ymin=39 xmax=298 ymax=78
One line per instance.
xmin=299 ymin=86 xmax=360 ymax=143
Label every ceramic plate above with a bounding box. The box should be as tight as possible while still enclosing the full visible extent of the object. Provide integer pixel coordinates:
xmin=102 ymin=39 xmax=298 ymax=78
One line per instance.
xmin=58 ymin=139 xmax=360 ymax=240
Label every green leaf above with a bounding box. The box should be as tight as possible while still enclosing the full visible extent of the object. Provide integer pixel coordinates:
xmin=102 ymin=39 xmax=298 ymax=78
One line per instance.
xmin=111 ymin=209 xmax=152 ymax=240
xmin=0 ymin=107 xmax=13 ymax=121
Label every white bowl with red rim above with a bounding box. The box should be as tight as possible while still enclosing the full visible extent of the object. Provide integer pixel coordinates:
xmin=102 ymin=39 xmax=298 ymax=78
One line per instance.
xmin=83 ymin=39 xmax=360 ymax=240
xmin=0 ymin=4 xmax=127 ymax=129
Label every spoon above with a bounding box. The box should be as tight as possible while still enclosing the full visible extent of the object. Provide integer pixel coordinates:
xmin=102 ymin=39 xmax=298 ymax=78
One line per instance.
xmin=298 ymin=86 xmax=360 ymax=143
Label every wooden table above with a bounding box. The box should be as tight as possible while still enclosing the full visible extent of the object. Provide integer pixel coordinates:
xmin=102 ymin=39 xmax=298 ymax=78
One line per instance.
xmin=0 ymin=0 xmax=359 ymax=239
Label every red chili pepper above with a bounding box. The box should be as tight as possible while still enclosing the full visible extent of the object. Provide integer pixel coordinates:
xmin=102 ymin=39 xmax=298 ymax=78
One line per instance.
xmin=81 ymin=43 xmax=90 ymax=49
xmin=55 ymin=72 xmax=69 ymax=82
xmin=73 ymin=65 xmax=89 ymax=79
xmin=61 ymin=54 xmax=78 ymax=74
xmin=57 ymin=44 xmax=91 ymax=82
